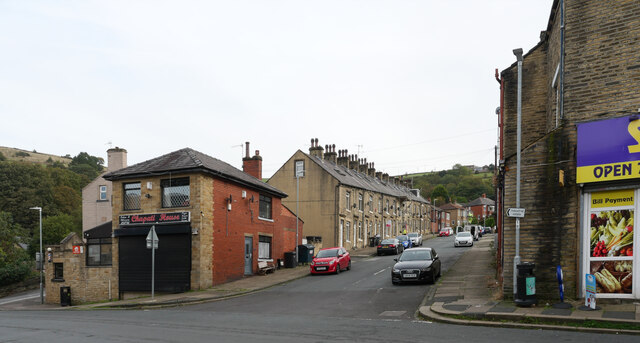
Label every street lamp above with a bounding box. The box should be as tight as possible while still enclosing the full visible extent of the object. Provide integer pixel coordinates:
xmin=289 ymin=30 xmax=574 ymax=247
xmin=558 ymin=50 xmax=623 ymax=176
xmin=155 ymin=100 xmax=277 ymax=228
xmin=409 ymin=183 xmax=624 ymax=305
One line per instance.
xmin=29 ymin=206 xmax=43 ymax=304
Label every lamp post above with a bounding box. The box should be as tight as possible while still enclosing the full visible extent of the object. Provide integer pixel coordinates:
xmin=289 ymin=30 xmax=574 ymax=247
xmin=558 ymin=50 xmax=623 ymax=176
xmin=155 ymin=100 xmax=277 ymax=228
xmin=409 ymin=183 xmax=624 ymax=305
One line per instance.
xmin=29 ymin=206 xmax=43 ymax=304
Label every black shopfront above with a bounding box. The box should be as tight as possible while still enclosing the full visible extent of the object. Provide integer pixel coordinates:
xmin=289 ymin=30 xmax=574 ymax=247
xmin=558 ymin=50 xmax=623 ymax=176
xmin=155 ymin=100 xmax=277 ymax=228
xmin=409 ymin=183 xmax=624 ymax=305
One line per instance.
xmin=115 ymin=212 xmax=192 ymax=293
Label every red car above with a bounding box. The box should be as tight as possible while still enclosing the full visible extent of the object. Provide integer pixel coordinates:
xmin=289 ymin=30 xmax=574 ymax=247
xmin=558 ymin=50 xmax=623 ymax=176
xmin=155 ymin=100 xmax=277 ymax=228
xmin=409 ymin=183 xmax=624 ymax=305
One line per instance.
xmin=310 ymin=247 xmax=351 ymax=274
xmin=438 ymin=228 xmax=453 ymax=237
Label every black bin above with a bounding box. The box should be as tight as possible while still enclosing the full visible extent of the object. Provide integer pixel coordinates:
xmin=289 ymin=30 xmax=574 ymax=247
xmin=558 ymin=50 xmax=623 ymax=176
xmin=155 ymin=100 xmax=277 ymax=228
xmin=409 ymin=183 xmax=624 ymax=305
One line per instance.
xmin=60 ymin=286 xmax=71 ymax=307
xmin=515 ymin=262 xmax=537 ymax=306
xmin=284 ymin=251 xmax=297 ymax=268
xmin=298 ymin=244 xmax=315 ymax=263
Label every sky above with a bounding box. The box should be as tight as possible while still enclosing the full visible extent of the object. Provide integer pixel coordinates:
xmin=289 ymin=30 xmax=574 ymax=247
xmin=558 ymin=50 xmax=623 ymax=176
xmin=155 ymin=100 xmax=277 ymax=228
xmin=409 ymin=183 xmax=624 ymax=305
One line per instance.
xmin=0 ymin=0 xmax=554 ymax=178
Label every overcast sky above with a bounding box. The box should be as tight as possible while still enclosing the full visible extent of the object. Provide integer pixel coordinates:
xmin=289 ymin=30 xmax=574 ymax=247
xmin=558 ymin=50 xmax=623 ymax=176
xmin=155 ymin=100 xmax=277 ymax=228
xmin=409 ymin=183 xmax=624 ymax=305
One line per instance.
xmin=0 ymin=0 xmax=553 ymax=178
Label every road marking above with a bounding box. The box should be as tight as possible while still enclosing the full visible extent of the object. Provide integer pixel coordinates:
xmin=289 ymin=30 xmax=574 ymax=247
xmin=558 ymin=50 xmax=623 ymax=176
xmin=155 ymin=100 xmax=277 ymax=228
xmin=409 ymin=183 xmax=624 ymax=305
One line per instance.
xmin=0 ymin=294 xmax=39 ymax=305
xmin=379 ymin=311 xmax=406 ymax=317
xmin=373 ymin=268 xmax=387 ymax=276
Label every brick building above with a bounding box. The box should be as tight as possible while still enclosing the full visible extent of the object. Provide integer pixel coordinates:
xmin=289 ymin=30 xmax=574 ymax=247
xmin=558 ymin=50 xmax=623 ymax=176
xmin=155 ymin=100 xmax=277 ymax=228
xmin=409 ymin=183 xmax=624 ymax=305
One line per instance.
xmin=268 ymin=139 xmax=430 ymax=251
xmin=45 ymin=145 xmax=301 ymax=304
xmin=466 ymin=194 xmax=495 ymax=224
xmin=439 ymin=202 xmax=468 ymax=229
xmin=497 ymin=0 xmax=640 ymax=301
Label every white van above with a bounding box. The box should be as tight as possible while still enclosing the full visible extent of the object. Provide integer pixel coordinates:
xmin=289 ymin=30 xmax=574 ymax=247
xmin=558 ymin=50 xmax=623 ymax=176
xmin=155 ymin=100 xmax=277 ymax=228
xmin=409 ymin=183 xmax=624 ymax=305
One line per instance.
xmin=463 ymin=225 xmax=480 ymax=241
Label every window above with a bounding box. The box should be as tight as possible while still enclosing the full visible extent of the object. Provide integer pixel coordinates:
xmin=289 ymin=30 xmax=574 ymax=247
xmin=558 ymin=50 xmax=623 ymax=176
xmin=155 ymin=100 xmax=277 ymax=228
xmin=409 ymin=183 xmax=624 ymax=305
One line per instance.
xmin=259 ymin=194 xmax=272 ymax=219
xmin=258 ymin=236 xmax=272 ymax=259
xmin=393 ymin=201 xmax=397 ymax=215
xmin=345 ymin=191 xmax=351 ymax=211
xmin=294 ymin=160 xmax=305 ymax=178
xmin=386 ymin=200 xmax=389 ymax=213
xmin=358 ymin=194 xmax=363 ymax=211
xmin=99 ymin=185 xmax=107 ymax=201
xmin=378 ymin=199 xmax=382 ymax=213
xmin=53 ymin=263 xmax=64 ymax=281
xmin=87 ymin=238 xmax=112 ymax=266
xmin=368 ymin=196 xmax=373 ymax=212
xmin=162 ymin=177 xmax=190 ymax=208
xmin=358 ymin=221 xmax=363 ymax=240
xmin=123 ymin=182 xmax=141 ymax=210
xmin=345 ymin=221 xmax=351 ymax=242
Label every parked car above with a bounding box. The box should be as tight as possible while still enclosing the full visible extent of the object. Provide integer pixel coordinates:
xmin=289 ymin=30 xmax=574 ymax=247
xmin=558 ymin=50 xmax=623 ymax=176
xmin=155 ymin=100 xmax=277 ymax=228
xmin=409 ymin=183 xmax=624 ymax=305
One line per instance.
xmin=397 ymin=235 xmax=413 ymax=249
xmin=438 ymin=228 xmax=453 ymax=237
xmin=454 ymin=231 xmax=473 ymax=247
xmin=391 ymin=247 xmax=441 ymax=285
xmin=377 ymin=238 xmax=404 ymax=255
xmin=310 ymin=247 xmax=351 ymax=274
xmin=407 ymin=232 xmax=422 ymax=246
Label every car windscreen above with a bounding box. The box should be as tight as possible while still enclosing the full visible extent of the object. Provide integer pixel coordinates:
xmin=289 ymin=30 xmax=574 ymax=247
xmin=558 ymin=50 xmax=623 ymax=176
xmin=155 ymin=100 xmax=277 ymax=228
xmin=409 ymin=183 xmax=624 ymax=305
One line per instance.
xmin=408 ymin=233 xmax=418 ymax=237
xmin=380 ymin=239 xmax=395 ymax=245
xmin=397 ymin=235 xmax=408 ymax=241
xmin=399 ymin=250 xmax=431 ymax=261
xmin=457 ymin=232 xmax=471 ymax=237
xmin=316 ymin=249 xmax=338 ymax=258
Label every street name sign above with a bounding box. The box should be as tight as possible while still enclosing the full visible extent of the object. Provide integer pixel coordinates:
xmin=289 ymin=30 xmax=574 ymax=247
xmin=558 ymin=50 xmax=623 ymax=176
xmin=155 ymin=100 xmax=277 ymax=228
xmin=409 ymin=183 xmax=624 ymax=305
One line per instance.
xmin=507 ymin=208 xmax=526 ymax=218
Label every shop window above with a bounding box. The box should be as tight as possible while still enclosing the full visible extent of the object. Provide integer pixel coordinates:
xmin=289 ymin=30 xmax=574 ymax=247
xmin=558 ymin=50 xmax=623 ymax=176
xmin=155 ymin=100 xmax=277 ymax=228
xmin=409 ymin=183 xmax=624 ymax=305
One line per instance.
xmin=259 ymin=194 xmax=272 ymax=219
xmin=123 ymin=182 xmax=141 ymax=210
xmin=99 ymin=185 xmax=107 ymax=201
xmin=87 ymin=238 xmax=112 ymax=266
xmin=162 ymin=177 xmax=190 ymax=208
xmin=258 ymin=236 xmax=272 ymax=259
xmin=53 ymin=263 xmax=64 ymax=281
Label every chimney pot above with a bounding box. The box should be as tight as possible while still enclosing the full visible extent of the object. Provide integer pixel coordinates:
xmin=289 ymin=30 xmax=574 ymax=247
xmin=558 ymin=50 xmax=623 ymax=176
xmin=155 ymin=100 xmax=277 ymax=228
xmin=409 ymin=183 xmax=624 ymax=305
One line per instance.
xmin=245 ymin=142 xmax=250 ymax=159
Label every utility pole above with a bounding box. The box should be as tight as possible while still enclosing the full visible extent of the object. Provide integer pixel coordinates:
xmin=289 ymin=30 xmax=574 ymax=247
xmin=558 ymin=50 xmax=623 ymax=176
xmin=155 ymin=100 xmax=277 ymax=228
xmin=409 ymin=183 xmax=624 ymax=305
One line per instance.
xmin=513 ymin=48 xmax=524 ymax=301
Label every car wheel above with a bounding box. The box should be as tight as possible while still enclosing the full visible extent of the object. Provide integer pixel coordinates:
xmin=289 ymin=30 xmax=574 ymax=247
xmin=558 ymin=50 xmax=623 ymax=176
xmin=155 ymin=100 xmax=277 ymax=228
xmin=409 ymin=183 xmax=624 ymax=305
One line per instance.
xmin=347 ymin=260 xmax=351 ymax=271
xmin=429 ymin=272 xmax=436 ymax=284
xmin=437 ymin=265 xmax=441 ymax=277
xmin=335 ymin=264 xmax=340 ymax=274
xmin=392 ymin=280 xmax=399 ymax=285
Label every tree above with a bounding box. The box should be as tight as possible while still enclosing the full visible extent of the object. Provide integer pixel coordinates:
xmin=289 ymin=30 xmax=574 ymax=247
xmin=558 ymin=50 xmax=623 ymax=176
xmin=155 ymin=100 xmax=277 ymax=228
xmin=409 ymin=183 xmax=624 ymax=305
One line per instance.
xmin=42 ymin=214 xmax=77 ymax=246
xmin=431 ymin=185 xmax=449 ymax=205
xmin=0 ymin=212 xmax=32 ymax=286
xmin=69 ymin=152 xmax=104 ymax=179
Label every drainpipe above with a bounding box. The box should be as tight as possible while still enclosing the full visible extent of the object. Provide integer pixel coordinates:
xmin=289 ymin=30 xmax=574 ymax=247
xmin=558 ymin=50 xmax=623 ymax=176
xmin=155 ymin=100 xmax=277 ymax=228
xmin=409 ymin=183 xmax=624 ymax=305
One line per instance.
xmin=513 ymin=48 xmax=523 ymax=300
xmin=559 ymin=0 xmax=565 ymax=122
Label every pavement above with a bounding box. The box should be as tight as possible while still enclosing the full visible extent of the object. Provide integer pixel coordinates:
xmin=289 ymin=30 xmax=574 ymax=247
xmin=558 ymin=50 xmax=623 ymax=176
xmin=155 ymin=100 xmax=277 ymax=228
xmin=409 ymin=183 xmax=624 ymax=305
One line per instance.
xmin=2 ymin=233 xmax=640 ymax=335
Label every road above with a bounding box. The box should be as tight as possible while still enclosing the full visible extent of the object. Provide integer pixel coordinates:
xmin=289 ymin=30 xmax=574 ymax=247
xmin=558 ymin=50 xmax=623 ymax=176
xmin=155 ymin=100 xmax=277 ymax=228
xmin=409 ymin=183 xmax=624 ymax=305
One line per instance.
xmin=0 ymin=235 xmax=637 ymax=342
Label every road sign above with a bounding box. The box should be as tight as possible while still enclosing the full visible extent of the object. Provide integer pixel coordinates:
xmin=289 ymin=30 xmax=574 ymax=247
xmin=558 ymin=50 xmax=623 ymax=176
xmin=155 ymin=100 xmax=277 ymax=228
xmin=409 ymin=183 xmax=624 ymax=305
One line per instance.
xmin=146 ymin=225 xmax=159 ymax=249
xmin=507 ymin=208 xmax=526 ymax=218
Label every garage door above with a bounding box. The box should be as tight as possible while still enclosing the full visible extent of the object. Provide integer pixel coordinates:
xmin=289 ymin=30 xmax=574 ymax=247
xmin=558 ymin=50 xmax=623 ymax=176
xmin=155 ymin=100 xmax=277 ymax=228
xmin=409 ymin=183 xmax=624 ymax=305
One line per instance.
xmin=116 ymin=225 xmax=191 ymax=293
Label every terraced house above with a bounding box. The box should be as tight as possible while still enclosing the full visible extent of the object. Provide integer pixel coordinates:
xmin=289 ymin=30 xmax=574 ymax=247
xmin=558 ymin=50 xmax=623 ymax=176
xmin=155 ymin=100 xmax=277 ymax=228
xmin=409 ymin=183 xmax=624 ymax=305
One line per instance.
xmin=268 ymin=139 xmax=430 ymax=250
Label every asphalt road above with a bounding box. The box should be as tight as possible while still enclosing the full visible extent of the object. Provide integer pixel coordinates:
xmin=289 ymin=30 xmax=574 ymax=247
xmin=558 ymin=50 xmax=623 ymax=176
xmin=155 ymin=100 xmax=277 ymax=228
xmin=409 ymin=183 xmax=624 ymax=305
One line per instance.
xmin=1 ymin=235 xmax=638 ymax=342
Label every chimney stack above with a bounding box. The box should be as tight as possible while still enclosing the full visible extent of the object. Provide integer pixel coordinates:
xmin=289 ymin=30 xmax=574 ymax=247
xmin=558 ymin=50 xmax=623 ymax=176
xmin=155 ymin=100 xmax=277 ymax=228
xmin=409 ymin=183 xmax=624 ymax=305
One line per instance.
xmin=359 ymin=158 xmax=368 ymax=174
xmin=324 ymin=144 xmax=337 ymax=163
xmin=106 ymin=147 xmax=128 ymax=172
xmin=309 ymin=138 xmax=324 ymax=159
xmin=242 ymin=142 xmax=263 ymax=179
xmin=349 ymin=155 xmax=359 ymax=170
xmin=337 ymin=149 xmax=349 ymax=167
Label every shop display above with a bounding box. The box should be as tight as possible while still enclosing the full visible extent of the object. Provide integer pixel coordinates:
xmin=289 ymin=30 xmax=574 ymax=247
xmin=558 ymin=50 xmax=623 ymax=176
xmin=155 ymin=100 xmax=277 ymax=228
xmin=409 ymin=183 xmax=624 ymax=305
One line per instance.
xmin=590 ymin=261 xmax=633 ymax=294
xmin=590 ymin=210 xmax=634 ymax=257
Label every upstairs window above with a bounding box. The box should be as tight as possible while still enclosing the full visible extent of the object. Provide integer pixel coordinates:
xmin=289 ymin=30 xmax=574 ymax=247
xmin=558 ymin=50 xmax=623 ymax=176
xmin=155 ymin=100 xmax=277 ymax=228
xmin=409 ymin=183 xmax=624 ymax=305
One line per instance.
xmin=259 ymin=194 xmax=272 ymax=219
xmin=358 ymin=194 xmax=364 ymax=211
xmin=162 ymin=177 xmax=190 ymax=208
xmin=99 ymin=185 xmax=107 ymax=201
xmin=345 ymin=191 xmax=351 ymax=211
xmin=123 ymin=182 xmax=141 ymax=210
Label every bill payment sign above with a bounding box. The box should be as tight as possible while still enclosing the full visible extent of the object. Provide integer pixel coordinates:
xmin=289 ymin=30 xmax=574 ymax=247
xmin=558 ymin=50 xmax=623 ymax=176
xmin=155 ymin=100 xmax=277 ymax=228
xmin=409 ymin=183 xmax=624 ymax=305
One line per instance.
xmin=577 ymin=116 xmax=640 ymax=183
xmin=146 ymin=226 xmax=159 ymax=250
xmin=506 ymin=208 xmax=525 ymax=218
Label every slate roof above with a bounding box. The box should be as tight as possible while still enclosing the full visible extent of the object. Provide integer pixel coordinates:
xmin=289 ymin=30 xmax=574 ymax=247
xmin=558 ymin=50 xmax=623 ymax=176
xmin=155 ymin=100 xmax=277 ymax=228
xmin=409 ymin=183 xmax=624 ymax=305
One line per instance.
xmin=439 ymin=203 xmax=465 ymax=210
xmin=84 ymin=221 xmax=113 ymax=239
xmin=103 ymin=148 xmax=287 ymax=198
xmin=466 ymin=196 xmax=495 ymax=207
xmin=305 ymin=152 xmax=429 ymax=204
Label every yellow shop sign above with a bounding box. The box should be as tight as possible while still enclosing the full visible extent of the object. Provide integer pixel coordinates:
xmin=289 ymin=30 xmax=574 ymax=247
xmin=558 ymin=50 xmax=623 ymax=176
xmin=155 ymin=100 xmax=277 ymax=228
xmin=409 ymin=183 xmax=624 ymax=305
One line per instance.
xmin=591 ymin=189 xmax=634 ymax=208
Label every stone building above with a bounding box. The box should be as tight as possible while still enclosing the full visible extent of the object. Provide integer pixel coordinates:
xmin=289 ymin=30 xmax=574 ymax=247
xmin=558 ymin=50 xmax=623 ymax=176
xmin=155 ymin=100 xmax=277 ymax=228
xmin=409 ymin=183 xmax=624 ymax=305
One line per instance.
xmin=268 ymin=138 xmax=430 ymax=250
xmin=497 ymin=0 xmax=640 ymax=300
xmin=45 ymin=145 xmax=301 ymax=304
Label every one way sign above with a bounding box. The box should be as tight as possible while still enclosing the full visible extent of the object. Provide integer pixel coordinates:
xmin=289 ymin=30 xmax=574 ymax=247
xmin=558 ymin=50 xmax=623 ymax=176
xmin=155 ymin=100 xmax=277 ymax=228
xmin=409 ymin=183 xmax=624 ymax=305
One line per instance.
xmin=507 ymin=208 xmax=526 ymax=218
xmin=146 ymin=225 xmax=159 ymax=249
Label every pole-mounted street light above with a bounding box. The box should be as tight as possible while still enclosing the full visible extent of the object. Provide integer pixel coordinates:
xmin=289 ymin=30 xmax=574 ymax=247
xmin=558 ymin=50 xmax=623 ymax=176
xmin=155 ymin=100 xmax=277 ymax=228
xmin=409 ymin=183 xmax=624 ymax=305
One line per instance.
xmin=29 ymin=206 xmax=43 ymax=304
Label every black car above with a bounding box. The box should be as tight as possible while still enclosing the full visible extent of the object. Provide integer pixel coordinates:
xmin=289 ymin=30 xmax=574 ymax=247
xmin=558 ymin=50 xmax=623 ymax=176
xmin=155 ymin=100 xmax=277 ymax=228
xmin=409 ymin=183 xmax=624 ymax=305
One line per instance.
xmin=377 ymin=238 xmax=404 ymax=256
xmin=391 ymin=247 xmax=441 ymax=285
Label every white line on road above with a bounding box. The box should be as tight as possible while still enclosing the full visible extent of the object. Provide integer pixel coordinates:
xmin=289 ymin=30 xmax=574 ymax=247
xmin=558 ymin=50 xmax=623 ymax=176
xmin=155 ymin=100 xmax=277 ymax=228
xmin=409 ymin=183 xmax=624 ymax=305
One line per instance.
xmin=0 ymin=294 xmax=39 ymax=305
xmin=373 ymin=268 xmax=387 ymax=276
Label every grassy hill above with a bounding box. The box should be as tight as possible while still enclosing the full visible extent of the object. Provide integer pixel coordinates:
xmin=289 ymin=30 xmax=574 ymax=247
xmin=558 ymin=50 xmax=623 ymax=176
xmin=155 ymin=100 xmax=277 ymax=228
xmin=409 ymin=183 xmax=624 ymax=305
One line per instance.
xmin=0 ymin=146 xmax=72 ymax=165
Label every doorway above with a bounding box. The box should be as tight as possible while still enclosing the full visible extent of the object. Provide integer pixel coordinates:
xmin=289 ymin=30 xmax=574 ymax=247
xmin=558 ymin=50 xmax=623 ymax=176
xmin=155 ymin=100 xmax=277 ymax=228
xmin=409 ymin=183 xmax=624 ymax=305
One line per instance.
xmin=244 ymin=236 xmax=253 ymax=276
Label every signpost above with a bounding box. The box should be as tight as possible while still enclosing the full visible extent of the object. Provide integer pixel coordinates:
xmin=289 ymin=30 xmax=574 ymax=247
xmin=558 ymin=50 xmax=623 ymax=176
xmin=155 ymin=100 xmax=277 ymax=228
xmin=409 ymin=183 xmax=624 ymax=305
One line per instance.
xmin=146 ymin=225 xmax=159 ymax=299
xmin=506 ymin=208 xmax=526 ymax=218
